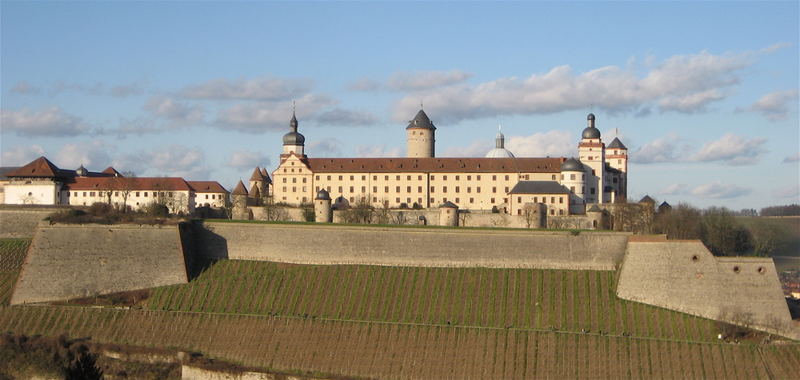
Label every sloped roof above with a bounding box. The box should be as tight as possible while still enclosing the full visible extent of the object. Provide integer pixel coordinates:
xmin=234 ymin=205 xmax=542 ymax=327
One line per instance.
xmin=587 ymin=204 xmax=602 ymax=213
xmin=232 ymin=180 xmax=249 ymax=196
xmin=607 ymin=137 xmax=627 ymax=150
xmin=4 ymin=156 xmax=61 ymax=178
xmin=260 ymin=167 xmax=272 ymax=183
xmin=509 ymin=181 xmax=570 ymax=194
xmin=102 ymin=167 xmax=123 ymax=176
xmin=0 ymin=167 xmax=21 ymax=180
xmin=306 ymin=157 xmax=564 ymax=173
xmin=188 ymin=181 xmax=228 ymax=193
xmin=64 ymin=177 xmax=192 ymax=191
xmin=250 ymin=167 xmax=265 ymax=181
xmin=406 ymin=109 xmax=436 ymax=130
xmin=639 ymin=195 xmax=655 ymax=204
xmin=439 ymin=201 xmax=458 ymax=209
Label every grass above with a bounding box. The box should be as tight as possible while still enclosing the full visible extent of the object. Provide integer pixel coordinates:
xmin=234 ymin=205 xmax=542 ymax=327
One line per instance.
xmin=0 ymin=238 xmax=30 ymax=305
xmin=141 ymin=260 xmax=722 ymax=343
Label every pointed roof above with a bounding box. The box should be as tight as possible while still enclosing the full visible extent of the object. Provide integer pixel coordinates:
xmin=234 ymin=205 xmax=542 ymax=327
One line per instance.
xmin=250 ymin=184 xmax=261 ymax=199
xmin=232 ymin=180 xmax=249 ymax=196
xmin=250 ymin=167 xmax=265 ymax=181
xmin=639 ymin=195 xmax=655 ymax=204
xmin=261 ymin=167 xmax=272 ymax=183
xmin=439 ymin=201 xmax=458 ymax=209
xmin=608 ymin=137 xmax=627 ymax=150
xmin=102 ymin=166 xmax=123 ymax=176
xmin=587 ymin=204 xmax=602 ymax=213
xmin=4 ymin=156 xmax=61 ymax=178
xmin=406 ymin=109 xmax=436 ymax=130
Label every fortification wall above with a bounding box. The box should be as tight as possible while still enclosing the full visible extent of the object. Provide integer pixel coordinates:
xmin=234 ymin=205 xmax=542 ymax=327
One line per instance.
xmin=0 ymin=207 xmax=65 ymax=238
xmin=11 ymin=224 xmax=188 ymax=304
xmin=617 ymin=238 xmax=797 ymax=339
xmin=195 ymin=222 xmax=629 ymax=270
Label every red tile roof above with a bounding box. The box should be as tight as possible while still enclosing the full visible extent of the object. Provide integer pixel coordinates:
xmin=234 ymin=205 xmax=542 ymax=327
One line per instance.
xmin=102 ymin=167 xmax=123 ymax=176
xmin=64 ymin=177 xmax=192 ymax=191
xmin=188 ymin=181 xmax=229 ymax=193
xmin=4 ymin=156 xmax=61 ymax=178
xmin=232 ymin=180 xmax=249 ymax=196
xmin=305 ymin=157 xmax=565 ymax=173
xmin=250 ymin=167 xmax=265 ymax=181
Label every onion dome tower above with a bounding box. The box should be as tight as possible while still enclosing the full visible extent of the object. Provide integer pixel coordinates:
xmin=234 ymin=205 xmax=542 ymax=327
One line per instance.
xmin=282 ymin=107 xmax=305 ymax=156
xmin=485 ymin=126 xmax=515 ymax=158
xmin=406 ymin=108 xmax=436 ymax=158
xmin=76 ymin=165 xmax=88 ymax=177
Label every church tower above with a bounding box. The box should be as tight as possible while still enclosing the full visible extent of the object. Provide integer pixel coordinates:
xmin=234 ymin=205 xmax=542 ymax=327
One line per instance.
xmin=406 ymin=109 xmax=436 ymax=158
xmin=578 ymin=113 xmax=605 ymax=204
xmin=282 ymin=110 xmax=305 ymax=157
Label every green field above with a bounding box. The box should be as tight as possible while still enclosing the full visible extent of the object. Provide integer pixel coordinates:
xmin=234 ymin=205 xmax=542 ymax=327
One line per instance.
xmin=0 ymin=239 xmax=30 ymax=305
xmin=145 ymin=260 xmax=720 ymax=342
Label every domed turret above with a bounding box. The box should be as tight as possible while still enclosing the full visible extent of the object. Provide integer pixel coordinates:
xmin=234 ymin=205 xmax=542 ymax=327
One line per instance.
xmin=582 ymin=113 xmax=600 ymax=139
xmin=282 ymin=110 xmax=306 ymax=155
xmin=314 ymin=189 xmax=332 ymax=223
xmin=76 ymin=165 xmax=88 ymax=177
xmin=485 ymin=127 xmax=515 ymax=158
xmin=315 ymin=188 xmax=331 ymax=201
xmin=560 ymin=157 xmax=583 ymax=172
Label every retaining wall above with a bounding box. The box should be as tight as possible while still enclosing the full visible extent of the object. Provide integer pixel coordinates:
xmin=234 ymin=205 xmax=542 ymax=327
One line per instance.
xmin=194 ymin=222 xmax=630 ymax=270
xmin=0 ymin=207 xmax=65 ymax=238
xmin=11 ymin=224 xmax=188 ymax=304
xmin=616 ymin=238 xmax=797 ymax=339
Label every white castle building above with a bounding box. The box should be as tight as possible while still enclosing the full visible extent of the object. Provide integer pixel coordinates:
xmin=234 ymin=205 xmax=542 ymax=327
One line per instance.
xmin=239 ymin=110 xmax=627 ymax=216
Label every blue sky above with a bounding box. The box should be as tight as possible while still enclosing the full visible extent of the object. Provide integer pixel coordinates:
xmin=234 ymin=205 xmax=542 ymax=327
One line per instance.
xmin=1 ymin=1 xmax=798 ymax=210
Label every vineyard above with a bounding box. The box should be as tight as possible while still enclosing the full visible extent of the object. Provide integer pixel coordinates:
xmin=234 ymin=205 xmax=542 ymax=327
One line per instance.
xmin=0 ymin=238 xmax=30 ymax=305
xmin=0 ymin=306 xmax=797 ymax=379
xmin=146 ymin=260 xmax=720 ymax=342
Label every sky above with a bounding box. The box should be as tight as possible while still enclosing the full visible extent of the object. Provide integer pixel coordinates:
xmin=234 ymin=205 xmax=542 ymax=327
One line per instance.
xmin=1 ymin=1 xmax=798 ymax=210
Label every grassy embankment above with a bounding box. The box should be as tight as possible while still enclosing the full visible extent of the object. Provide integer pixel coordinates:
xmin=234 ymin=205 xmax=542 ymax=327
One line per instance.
xmin=0 ymin=239 xmax=29 ymax=305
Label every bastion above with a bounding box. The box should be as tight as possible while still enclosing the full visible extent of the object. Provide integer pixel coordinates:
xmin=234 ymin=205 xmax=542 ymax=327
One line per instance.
xmin=0 ymin=207 xmax=66 ymax=238
xmin=11 ymin=223 xmax=189 ymax=304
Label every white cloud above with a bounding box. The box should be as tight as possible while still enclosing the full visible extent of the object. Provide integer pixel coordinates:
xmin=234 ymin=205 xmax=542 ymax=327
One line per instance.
xmin=227 ymin=150 xmax=271 ymax=171
xmin=738 ymin=89 xmax=799 ymax=121
xmin=442 ymin=140 xmax=492 ymax=157
xmin=144 ymin=96 xmax=204 ymax=125
xmin=772 ymin=184 xmax=800 ymax=200
xmin=180 ymin=76 xmax=313 ymax=101
xmin=630 ymin=134 xmax=689 ymax=164
xmin=10 ymin=81 xmax=42 ymax=95
xmin=354 ymin=145 xmax=402 ymax=158
xmin=659 ymin=183 xmax=688 ymax=195
xmin=783 ymin=152 xmax=800 ymax=163
xmin=391 ymin=49 xmax=755 ymax=123
xmin=347 ymin=78 xmax=382 ymax=92
xmin=387 ymin=70 xmax=472 ymax=91
xmin=114 ymin=145 xmax=209 ymax=179
xmin=55 ymin=140 xmax=112 ymax=169
xmin=507 ymin=130 xmax=573 ymax=157
xmin=760 ymin=42 xmax=791 ymax=54
xmin=308 ymin=139 xmax=344 ymax=157
xmin=691 ymin=133 xmax=766 ymax=165
xmin=0 ymin=145 xmax=46 ymax=166
xmin=215 ymin=94 xmax=336 ymax=132
xmin=0 ymin=107 xmax=89 ymax=136
xmin=109 ymin=83 xmax=145 ymax=97
xmin=690 ymin=182 xmax=751 ymax=199
xmin=316 ymin=108 xmax=378 ymax=126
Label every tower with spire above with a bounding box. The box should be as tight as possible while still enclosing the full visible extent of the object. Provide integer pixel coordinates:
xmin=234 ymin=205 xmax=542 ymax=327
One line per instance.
xmin=406 ymin=108 xmax=436 ymax=158
xmin=282 ymin=105 xmax=306 ymax=157
xmin=578 ymin=113 xmax=605 ymax=204
xmin=485 ymin=126 xmax=515 ymax=158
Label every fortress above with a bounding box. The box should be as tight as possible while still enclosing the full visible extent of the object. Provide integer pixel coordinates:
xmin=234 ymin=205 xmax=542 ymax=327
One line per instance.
xmin=234 ymin=110 xmax=628 ymax=222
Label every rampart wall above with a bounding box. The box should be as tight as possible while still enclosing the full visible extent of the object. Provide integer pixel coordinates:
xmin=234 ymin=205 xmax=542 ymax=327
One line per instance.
xmin=11 ymin=224 xmax=188 ymax=304
xmin=0 ymin=207 xmax=65 ymax=238
xmin=616 ymin=238 xmax=797 ymax=339
xmin=194 ymin=222 xmax=630 ymax=270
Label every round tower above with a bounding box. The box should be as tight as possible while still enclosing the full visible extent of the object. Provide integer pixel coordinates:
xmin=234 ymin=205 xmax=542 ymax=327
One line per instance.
xmin=314 ymin=189 xmax=332 ymax=223
xmin=559 ymin=157 xmax=586 ymax=214
xmin=231 ymin=180 xmax=250 ymax=220
xmin=439 ymin=201 xmax=458 ymax=226
xmin=406 ymin=109 xmax=436 ymax=158
xmin=578 ymin=113 xmax=605 ymax=204
xmin=587 ymin=204 xmax=605 ymax=230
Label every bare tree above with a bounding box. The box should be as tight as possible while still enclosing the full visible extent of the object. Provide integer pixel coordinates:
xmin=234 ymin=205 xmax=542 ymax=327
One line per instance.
xmin=391 ymin=210 xmax=408 ymax=225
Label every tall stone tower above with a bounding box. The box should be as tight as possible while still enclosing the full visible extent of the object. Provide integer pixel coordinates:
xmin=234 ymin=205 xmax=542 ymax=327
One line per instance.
xmin=578 ymin=113 xmax=605 ymax=204
xmin=607 ymin=137 xmax=628 ymax=200
xmin=406 ymin=109 xmax=436 ymax=158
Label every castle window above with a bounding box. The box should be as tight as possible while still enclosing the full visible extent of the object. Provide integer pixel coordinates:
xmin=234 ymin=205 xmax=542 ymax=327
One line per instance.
xmin=293 ymin=178 xmax=297 ymax=183
xmin=302 ymin=197 xmax=307 ymax=202
xmin=504 ymin=186 xmax=509 ymax=193
xmin=362 ymin=175 xmax=366 ymax=180
xmin=431 ymin=198 xmax=435 ymax=203
xmin=396 ymin=186 xmax=400 ymax=192
xmin=467 ymin=175 xmax=471 ymax=181
xmin=477 ymin=175 xmax=481 ymax=180
xmin=283 ymin=178 xmax=287 ymax=183
xmin=418 ymin=175 xmax=422 ymax=180
xmin=590 ymin=188 xmax=596 ymax=194
xmin=302 ymin=187 xmax=306 ymax=192
xmin=615 ymin=150 xmax=618 ymax=155
xmin=291 ymin=169 xmax=294 ymax=173
xmin=299 ymin=169 xmax=302 ymax=173
xmin=455 ymin=198 xmax=460 ymax=203
xmin=517 ymin=209 xmax=522 ymax=215
xmin=385 ymin=175 xmax=389 ymax=180
xmin=505 ymin=175 xmax=509 ymax=180
xmin=431 ymin=187 xmax=435 ymax=193
xmin=570 ymin=186 xmax=575 ymax=192
xmin=135 ymin=192 xmax=140 ymax=197
xmin=477 ymin=187 xmax=481 ymax=193
xmin=338 ymin=186 xmax=343 ymax=193
xmin=283 ymin=169 xmax=286 ymax=173
xmin=405 ymin=186 xmax=410 ymax=193
xmin=559 ymin=197 xmax=563 ymax=204
xmin=733 ymin=266 xmax=740 ymax=273
xmin=443 ymin=175 xmax=448 ymax=180
xmin=455 ymin=186 xmax=460 ymax=193
xmin=350 ymin=186 xmax=354 ymax=193
xmin=550 ymin=209 xmax=555 ymax=215
xmin=534 ymin=196 xmax=538 ymax=203
xmin=339 ymin=175 xmax=343 ymax=180
xmin=551 ymin=175 xmax=556 ymax=180
xmin=373 ymin=186 xmax=377 ymax=193
xmin=303 ymin=178 xmax=307 ymax=183
xmin=559 ymin=209 xmax=564 ymax=215
xmin=491 ymin=198 xmax=495 ymax=203
xmin=350 ymin=175 xmax=354 ymax=180
xmin=431 ymin=175 xmax=435 ymax=180
xmin=588 ymin=156 xmax=593 ymax=160
xmin=282 ymin=187 xmax=286 ymax=192
xmin=407 ymin=197 xmax=411 ymax=203
xmin=503 ymin=198 xmax=507 ymax=203
xmin=327 ymin=175 xmax=331 ymax=180
xmin=396 ymin=197 xmax=400 ymax=203
xmin=362 ymin=186 xmax=366 ymax=193
xmin=492 ymin=187 xmax=496 ymax=193
xmin=292 ymin=187 xmax=296 ymax=192
xmin=316 ymin=186 xmax=320 ymax=192
xmin=385 ymin=186 xmax=389 ymax=193
xmin=418 ymin=186 xmax=422 ymax=193
xmin=407 ymin=175 xmax=411 ymax=180
xmin=373 ymin=197 xmax=377 ymax=202
xmin=469 ymin=198 xmax=474 ymax=203
xmin=592 ymin=170 xmax=596 ymax=175
xmin=492 ymin=175 xmax=496 ymax=181
xmin=350 ymin=197 xmax=354 ymax=202
xmin=373 ymin=176 xmax=377 ymax=180
xmin=90 ymin=192 xmax=95 ymax=197
xmin=456 ymin=175 xmax=460 ymax=180
xmin=618 ymin=159 xmax=622 ymax=164
xmin=396 ymin=175 xmax=400 ymax=180
xmin=518 ymin=197 xmax=522 ymax=203
xmin=570 ymin=174 xmax=576 ymax=180
xmin=551 ymin=197 xmax=555 ymax=203
xmin=205 ymin=194 xmax=209 ymax=199
xmin=327 ymin=186 xmax=331 ymax=192
xmin=316 ymin=175 xmax=320 ymax=180
xmin=582 ymin=174 xmax=585 ymax=180
xmin=443 ymin=186 xmax=448 ymax=192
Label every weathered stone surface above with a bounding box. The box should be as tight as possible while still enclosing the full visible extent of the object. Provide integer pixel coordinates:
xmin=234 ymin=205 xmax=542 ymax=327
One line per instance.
xmin=0 ymin=209 xmax=56 ymax=238
xmin=617 ymin=239 xmax=797 ymax=339
xmin=195 ymin=222 xmax=630 ymax=270
xmin=11 ymin=224 xmax=188 ymax=304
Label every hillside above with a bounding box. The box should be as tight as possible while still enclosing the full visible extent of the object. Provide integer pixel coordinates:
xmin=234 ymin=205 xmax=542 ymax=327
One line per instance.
xmin=738 ymin=216 xmax=800 ymax=258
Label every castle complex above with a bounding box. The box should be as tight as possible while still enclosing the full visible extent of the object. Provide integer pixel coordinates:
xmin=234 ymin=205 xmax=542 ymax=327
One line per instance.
xmin=240 ymin=110 xmax=628 ymax=217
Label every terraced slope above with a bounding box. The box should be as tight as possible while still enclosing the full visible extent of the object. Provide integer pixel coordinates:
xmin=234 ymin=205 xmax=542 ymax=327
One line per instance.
xmin=147 ymin=260 xmax=720 ymax=342
xmin=0 ymin=239 xmax=30 ymax=305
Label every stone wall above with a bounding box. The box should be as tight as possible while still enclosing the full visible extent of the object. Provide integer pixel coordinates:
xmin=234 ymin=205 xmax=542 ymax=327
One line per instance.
xmin=0 ymin=207 xmax=66 ymax=238
xmin=11 ymin=224 xmax=188 ymax=304
xmin=194 ymin=222 xmax=630 ymax=270
xmin=616 ymin=237 xmax=797 ymax=339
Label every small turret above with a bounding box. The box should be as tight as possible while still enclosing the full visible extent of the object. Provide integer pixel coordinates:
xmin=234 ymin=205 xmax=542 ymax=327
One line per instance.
xmin=231 ymin=180 xmax=250 ymax=220
xmin=314 ymin=189 xmax=332 ymax=223
xmin=406 ymin=109 xmax=436 ymax=158
xmin=439 ymin=201 xmax=458 ymax=226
